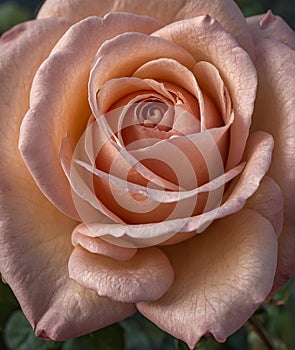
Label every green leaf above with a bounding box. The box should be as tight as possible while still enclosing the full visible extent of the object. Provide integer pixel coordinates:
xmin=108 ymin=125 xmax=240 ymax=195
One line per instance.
xmin=0 ymin=1 xmax=31 ymax=34
xmin=0 ymin=279 xmax=19 ymax=329
xmin=272 ymin=278 xmax=293 ymax=305
xmin=175 ymin=339 xmax=189 ymax=350
xmin=195 ymin=336 xmax=227 ymax=350
xmin=227 ymin=327 xmax=249 ymax=350
xmin=4 ymin=310 xmax=61 ymax=350
xmin=62 ymin=323 xmax=124 ymax=350
xmin=0 ymin=279 xmax=19 ymax=350
xmin=120 ymin=312 xmax=175 ymax=350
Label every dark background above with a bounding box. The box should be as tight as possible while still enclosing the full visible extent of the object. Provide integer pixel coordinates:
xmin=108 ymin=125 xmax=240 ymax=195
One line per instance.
xmin=0 ymin=0 xmax=294 ymax=34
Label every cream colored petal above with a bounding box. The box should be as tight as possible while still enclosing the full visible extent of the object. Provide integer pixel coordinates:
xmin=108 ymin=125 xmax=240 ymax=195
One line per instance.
xmin=137 ymin=209 xmax=278 ymax=349
xmin=0 ymin=188 xmax=135 ymax=341
xmin=19 ymin=13 xmax=163 ymax=220
xmin=97 ymin=77 xmax=175 ymax=114
xmin=247 ymin=11 xmax=295 ymax=50
xmin=153 ymin=16 xmax=257 ymax=169
xmin=88 ymin=32 xmax=196 ymax=119
xmin=77 ymin=158 xmax=244 ymax=204
xmin=0 ymin=18 xmax=71 ymax=191
xmin=128 ymin=128 xmax=228 ymax=190
xmin=68 ymin=246 xmax=174 ymax=303
xmin=75 ymin=131 xmax=273 ymax=245
xmin=246 ymin=24 xmax=295 ymax=290
xmin=246 ymin=176 xmax=283 ymax=237
xmin=37 ymin=0 xmax=254 ymax=57
xmin=193 ymin=61 xmax=232 ymax=126
xmin=132 ymin=58 xmax=226 ymax=133
xmin=133 ymin=58 xmax=205 ymax=125
xmin=61 ymin=129 xmax=125 ymax=224
xmin=0 ymin=19 xmax=135 ymax=340
xmin=72 ymin=223 xmax=137 ymax=260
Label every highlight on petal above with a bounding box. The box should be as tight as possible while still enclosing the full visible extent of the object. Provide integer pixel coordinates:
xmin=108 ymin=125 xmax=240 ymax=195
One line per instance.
xmin=72 ymin=223 xmax=137 ymax=260
xmin=0 ymin=18 xmax=71 ymax=180
xmin=19 ymin=13 xmax=163 ymax=220
xmin=153 ymin=15 xmax=257 ymax=169
xmin=70 ymin=131 xmax=273 ymax=248
xmin=137 ymin=208 xmax=278 ymax=348
xmin=246 ymin=176 xmax=283 ymax=237
xmin=0 ymin=18 xmax=136 ymax=337
xmin=246 ymin=27 xmax=295 ymax=290
xmin=0 ymin=183 xmax=135 ymax=341
xmin=88 ymin=32 xmax=196 ymax=119
xmin=37 ymin=0 xmax=255 ymax=57
xmin=68 ymin=246 xmax=174 ymax=303
xmin=132 ymin=58 xmax=226 ymax=134
xmin=193 ymin=61 xmax=232 ymax=127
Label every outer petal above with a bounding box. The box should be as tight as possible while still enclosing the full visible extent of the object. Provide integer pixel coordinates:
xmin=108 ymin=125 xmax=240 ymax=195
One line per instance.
xmin=37 ymin=0 xmax=255 ymax=58
xmin=0 ymin=19 xmax=135 ymax=340
xmin=0 ymin=18 xmax=71 ymax=185
xmin=137 ymin=209 xmax=278 ymax=349
xmin=19 ymin=13 xmax=163 ymax=220
xmin=0 ymin=189 xmax=135 ymax=341
xmin=247 ymin=20 xmax=295 ymax=290
xmin=247 ymin=11 xmax=295 ymax=50
xmin=68 ymin=246 xmax=174 ymax=303
xmin=246 ymin=176 xmax=283 ymax=237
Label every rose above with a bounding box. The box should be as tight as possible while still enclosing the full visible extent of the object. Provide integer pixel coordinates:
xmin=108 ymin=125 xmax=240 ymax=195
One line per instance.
xmin=0 ymin=0 xmax=294 ymax=347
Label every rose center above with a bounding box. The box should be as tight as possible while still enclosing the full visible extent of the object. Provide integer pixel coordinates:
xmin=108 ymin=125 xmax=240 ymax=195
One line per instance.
xmin=136 ymin=100 xmax=170 ymax=130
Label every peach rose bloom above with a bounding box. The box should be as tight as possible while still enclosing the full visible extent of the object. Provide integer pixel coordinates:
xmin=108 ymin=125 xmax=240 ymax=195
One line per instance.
xmin=0 ymin=0 xmax=294 ymax=347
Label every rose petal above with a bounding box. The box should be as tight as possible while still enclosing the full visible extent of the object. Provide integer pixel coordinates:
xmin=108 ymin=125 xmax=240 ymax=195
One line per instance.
xmin=246 ymin=23 xmax=295 ymax=290
xmin=88 ymin=114 xmax=182 ymax=192
xmin=128 ymin=128 xmax=228 ymax=188
xmin=77 ymin=158 xmax=245 ymax=204
xmin=133 ymin=58 xmax=205 ymax=126
xmin=76 ymin=131 xmax=273 ymax=244
xmin=68 ymin=246 xmax=174 ymax=303
xmin=193 ymin=61 xmax=232 ymax=126
xmin=133 ymin=58 xmax=224 ymax=132
xmin=19 ymin=13 xmax=163 ymax=220
xmin=0 ymin=19 xmax=135 ymax=339
xmin=0 ymin=18 xmax=71 ymax=187
xmin=72 ymin=223 xmax=137 ymax=260
xmin=153 ymin=16 xmax=257 ymax=169
xmin=246 ymin=176 xmax=283 ymax=237
xmin=97 ymin=77 xmax=174 ymax=115
xmin=247 ymin=11 xmax=295 ymax=50
xmin=137 ymin=208 xmax=278 ymax=349
xmin=37 ymin=0 xmax=255 ymax=57
xmin=60 ymin=132 xmax=125 ymax=224
xmin=0 ymin=189 xmax=135 ymax=341
xmin=88 ymin=32 xmax=196 ymax=119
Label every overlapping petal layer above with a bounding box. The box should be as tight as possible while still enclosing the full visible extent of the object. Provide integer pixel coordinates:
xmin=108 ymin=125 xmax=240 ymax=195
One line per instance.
xmin=19 ymin=13 xmax=163 ymax=220
xmin=0 ymin=18 xmax=135 ymax=341
xmin=69 ymin=245 xmax=174 ymax=302
xmin=137 ymin=209 xmax=278 ymax=349
xmin=69 ymin=131 xmax=273 ymax=247
xmin=37 ymin=0 xmax=255 ymax=57
xmin=247 ymin=14 xmax=295 ymax=291
xmin=153 ymin=16 xmax=257 ymax=169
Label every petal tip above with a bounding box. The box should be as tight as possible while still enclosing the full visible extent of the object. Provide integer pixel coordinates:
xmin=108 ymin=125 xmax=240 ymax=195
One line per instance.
xmin=259 ymin=10 xmax=275 ymax=29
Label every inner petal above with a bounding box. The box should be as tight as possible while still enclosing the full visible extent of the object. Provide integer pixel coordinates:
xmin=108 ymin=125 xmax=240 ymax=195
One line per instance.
xmin=88 ymin=32 xmax=196 ymax=120
xmin=68 ymin=246 xmax=174 ymax=303
xmin=153 ymin=16 xmax=257 ymax=169
xmin=132 ymin=58 xmax=225 ymax=132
